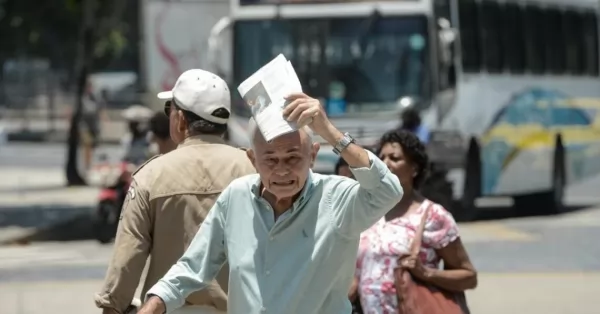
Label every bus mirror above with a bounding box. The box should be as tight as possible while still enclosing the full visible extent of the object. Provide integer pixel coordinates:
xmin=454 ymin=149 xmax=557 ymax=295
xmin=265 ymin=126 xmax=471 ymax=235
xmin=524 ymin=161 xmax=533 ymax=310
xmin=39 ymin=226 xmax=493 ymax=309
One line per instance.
xmin=207 ymin=17 xmax=233 ymax=81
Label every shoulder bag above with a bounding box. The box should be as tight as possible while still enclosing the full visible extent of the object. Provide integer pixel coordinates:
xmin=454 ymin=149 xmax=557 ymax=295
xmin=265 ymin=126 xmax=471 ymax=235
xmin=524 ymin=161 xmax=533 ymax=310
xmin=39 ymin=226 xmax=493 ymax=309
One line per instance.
xmin=393 ymin=203 xmax=470 ymax=314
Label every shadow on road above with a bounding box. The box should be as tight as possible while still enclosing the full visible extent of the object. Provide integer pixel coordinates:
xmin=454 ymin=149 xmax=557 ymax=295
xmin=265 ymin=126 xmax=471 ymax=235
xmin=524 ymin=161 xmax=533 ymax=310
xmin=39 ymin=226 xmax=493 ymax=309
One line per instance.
xmin=1 ymin=200 xmax=597 ymax=245
xmin=0 ymin=206 xmax=91 ymax=229
xmin=474 ymin=204 xmax=589 ymax=221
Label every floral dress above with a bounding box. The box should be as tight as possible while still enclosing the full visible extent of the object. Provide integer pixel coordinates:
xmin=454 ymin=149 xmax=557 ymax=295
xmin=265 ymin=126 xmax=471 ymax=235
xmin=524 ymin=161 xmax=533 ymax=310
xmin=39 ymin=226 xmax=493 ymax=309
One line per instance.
xmin=355 ymin=200 xmax=459 ymax=314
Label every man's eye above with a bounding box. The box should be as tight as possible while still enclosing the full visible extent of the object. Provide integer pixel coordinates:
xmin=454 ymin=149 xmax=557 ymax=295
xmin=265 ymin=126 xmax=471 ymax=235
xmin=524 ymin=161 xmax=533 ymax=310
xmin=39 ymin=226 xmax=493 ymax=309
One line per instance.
xmin=287 ymin=156 xmax=302 ymax=163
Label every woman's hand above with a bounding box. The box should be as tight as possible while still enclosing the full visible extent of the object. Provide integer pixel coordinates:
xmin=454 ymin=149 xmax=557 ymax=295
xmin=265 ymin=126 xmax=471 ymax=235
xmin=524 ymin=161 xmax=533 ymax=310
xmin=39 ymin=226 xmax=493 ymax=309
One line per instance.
xmin=399 ymin=255 xmax=433 ymax=281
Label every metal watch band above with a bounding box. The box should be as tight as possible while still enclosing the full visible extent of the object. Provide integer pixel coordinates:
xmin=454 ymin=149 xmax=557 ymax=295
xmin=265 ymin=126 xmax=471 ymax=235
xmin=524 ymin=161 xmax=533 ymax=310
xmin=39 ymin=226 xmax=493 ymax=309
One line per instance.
xmin=332 ymin=132 xmax=356 ymax=155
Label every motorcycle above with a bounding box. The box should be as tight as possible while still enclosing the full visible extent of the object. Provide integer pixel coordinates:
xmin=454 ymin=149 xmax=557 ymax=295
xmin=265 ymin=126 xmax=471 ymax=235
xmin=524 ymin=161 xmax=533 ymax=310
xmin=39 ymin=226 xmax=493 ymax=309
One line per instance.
xmin=89 ymin=156 xmax=137 ymax=244
xmin=89 ymin=105 xmax=154 ymax=243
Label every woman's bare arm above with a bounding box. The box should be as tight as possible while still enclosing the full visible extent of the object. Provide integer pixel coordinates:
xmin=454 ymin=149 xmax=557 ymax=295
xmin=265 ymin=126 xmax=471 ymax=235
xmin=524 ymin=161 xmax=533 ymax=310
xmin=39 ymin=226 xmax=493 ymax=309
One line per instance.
xmin=422 ymin=237 xmax=478 ymax=292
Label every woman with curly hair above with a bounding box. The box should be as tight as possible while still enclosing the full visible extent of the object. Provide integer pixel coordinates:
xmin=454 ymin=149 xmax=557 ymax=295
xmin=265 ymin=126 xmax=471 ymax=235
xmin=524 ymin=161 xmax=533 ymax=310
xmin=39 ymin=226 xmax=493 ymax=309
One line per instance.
xmin=349 ymin=129 xmax=477 ymax=313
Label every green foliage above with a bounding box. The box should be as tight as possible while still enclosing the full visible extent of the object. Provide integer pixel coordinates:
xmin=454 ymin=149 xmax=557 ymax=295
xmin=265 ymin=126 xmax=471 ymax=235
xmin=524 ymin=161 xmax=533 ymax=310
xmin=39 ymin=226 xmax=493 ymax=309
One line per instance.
xmin=94 ymin=28 xmax=127 ymax=58
xmin=0 ymin=0 xmax=129 ymax=67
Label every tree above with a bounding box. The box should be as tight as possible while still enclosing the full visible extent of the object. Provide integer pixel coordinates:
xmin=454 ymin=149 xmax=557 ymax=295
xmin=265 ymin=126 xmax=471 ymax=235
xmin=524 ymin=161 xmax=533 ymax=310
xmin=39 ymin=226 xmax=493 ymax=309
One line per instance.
xmin=65 ymin=0 xmax=128 ymax=186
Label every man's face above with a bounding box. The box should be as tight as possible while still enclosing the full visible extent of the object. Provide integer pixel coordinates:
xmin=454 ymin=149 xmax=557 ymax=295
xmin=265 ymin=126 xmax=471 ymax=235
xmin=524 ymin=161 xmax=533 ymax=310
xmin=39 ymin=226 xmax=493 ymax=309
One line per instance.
xmin=166 ymin=100 xmax=185 ymax=144
xmin=247 ymin=130 xmax=319 ymax=199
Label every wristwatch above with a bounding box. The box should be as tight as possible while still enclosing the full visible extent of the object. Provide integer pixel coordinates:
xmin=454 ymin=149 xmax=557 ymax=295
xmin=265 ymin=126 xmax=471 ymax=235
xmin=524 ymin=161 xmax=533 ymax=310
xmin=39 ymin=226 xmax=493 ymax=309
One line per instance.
xmin=333 ymin=132 xmax=356 ymax=155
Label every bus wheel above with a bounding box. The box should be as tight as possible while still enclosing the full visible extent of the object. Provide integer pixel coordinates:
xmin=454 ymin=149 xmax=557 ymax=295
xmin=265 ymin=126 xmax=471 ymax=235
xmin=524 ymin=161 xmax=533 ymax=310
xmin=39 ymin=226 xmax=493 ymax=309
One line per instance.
xmin=420 ymin=165 xmax=454 ymax=214
xmin=545 ymin=136 xmax=566 ymax=214
xmin=456 ymin=137 xmax=480 ymax=222
xmin=514 ymin=135 xmax=566 ymax=215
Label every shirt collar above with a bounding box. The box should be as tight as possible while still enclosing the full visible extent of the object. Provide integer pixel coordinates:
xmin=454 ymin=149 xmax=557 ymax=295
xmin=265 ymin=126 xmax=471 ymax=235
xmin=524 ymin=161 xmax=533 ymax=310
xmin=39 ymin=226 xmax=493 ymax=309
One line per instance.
xmin=252 ymin=170 xmax=315 ymax=212
xmin=178 ymin=134 xmax=226 ymax=149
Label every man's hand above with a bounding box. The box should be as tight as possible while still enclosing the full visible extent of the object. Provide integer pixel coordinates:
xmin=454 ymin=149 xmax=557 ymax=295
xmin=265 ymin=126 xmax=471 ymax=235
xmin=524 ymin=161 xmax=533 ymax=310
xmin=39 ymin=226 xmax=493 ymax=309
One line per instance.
xmin=283 ymin=93 xmax=334 ymax=137
xmin=136 ymin=296 xmax=166 ymax=314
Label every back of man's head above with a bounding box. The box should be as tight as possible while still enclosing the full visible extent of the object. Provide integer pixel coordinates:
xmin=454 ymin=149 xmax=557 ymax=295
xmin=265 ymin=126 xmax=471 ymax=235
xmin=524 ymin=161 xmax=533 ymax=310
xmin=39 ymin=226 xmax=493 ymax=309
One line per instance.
xmin=157 ymin=69 xmax=231 ymax=137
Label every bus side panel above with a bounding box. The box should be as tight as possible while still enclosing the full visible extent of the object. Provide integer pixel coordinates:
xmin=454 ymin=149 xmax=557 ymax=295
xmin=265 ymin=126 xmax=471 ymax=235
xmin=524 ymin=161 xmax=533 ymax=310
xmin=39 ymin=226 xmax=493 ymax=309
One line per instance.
xmin=445 ymin=75 xmax=600 ymax=197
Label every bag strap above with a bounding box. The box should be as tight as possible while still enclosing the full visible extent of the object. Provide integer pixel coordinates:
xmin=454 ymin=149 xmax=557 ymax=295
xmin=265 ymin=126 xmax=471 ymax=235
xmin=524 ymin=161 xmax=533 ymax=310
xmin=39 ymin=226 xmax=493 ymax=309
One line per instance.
xmin=408 ymin=201 xmax=432 ymax=258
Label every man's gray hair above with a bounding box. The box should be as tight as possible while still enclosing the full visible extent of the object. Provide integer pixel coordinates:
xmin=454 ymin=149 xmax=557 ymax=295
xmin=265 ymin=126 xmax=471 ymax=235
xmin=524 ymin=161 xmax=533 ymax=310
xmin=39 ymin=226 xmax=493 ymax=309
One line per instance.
xmin=248 ymin=117 xmax=313 ymax=149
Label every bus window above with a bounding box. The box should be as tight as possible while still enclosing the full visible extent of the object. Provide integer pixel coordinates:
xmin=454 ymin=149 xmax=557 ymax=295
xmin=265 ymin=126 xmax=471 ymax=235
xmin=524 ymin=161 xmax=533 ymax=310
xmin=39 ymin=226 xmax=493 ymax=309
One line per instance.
xmin=480 ymin=0 xmax=503 ymax=73
xmin=544 ymin=8 xmax=565 ymax=74
xmin=523 ymin=5 xmax=545 ymax=74
xmin=232 ymin=16 xmax=429 ymax=116
xmin=503 ymin=2 xmax=525 ymax=74
xmin=458 ymin=0 xmax=481 ymax=72
xmin=583 ymin=11 xmax=599 ymax=76
xmin=563 ymin=10 xmax=585 ymax=75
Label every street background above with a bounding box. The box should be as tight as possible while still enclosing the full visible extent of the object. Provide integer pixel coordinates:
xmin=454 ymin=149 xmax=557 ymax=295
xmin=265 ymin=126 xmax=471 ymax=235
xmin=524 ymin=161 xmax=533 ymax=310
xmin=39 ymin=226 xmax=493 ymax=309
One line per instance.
xmin=1 ymin=0 xmax=600 ymax=313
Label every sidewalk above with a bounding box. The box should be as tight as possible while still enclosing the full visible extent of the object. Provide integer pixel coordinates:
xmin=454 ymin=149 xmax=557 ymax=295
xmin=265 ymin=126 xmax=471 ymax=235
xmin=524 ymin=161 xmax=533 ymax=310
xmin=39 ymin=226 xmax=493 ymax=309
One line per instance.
xmin=0 ymin=273 xmax=598 ymax=314
xmin=2 ymin=109 xmax=128 ymax=143
xmin=0 ymin=168 xmax=98 ymax=244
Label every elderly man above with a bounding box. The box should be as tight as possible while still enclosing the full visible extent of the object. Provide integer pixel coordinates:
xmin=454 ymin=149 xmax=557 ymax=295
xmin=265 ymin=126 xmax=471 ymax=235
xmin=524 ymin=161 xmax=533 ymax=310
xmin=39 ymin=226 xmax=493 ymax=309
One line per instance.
xmin=137 ymin=92 xmax=403 ymax=314
xmin=94 ymin=69 xmax=255 ymax=314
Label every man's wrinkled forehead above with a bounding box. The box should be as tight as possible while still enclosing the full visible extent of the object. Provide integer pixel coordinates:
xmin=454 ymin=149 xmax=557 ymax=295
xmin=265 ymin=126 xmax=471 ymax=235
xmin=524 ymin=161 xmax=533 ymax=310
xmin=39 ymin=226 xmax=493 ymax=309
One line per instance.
xmin=255 ymin=131 xmax=305 ymax=153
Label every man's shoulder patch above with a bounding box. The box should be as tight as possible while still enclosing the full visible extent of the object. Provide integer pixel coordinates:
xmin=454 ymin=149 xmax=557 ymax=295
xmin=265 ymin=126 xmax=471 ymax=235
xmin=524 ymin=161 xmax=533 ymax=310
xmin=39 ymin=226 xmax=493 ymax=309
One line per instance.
xmin=132 ymin=154 xmax=162 ymax=176
xmin=120 ymin=185 xmax=134 ymax=221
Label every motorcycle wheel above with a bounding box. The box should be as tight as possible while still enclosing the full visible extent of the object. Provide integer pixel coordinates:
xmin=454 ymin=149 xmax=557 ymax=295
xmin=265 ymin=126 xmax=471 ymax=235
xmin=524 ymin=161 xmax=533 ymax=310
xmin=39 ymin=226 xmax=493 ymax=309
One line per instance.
xmin=93 ymin=200 xmax=119 ymax=244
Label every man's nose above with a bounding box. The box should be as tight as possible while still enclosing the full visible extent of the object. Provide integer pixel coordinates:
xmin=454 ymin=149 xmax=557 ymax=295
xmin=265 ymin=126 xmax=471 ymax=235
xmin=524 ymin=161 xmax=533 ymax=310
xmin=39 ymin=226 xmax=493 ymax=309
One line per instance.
xmin=273 ymin=162 xmax=290 ymax=176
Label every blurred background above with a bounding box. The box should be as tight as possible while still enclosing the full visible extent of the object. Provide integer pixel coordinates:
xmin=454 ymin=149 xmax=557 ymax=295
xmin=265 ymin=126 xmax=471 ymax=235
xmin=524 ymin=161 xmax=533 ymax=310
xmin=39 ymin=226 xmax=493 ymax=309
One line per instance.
xmin=0 ymin=0 xmax=599 ymax=313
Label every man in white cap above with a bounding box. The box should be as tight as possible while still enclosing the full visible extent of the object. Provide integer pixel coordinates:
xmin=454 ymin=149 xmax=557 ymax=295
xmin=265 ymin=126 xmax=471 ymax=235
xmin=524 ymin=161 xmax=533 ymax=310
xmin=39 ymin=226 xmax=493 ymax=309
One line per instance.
xmin=95 ymin=69 xmax=255 ymax=314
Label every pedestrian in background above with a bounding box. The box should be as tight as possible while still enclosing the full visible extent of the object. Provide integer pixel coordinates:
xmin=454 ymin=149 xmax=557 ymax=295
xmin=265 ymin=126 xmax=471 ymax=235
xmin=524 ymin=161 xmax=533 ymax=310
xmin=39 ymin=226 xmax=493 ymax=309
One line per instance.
xmin=148 ymin=110 xmax=176 ymax=155
xmin=81 ymin=79 xmax=108 ymax=171
xmin=94 ymin=69 xmax=255 ymax=314
xmin=136 ymin=92 xmax=404 ymax=314
xmin=335 ymin=155 xmax=353 ymax=179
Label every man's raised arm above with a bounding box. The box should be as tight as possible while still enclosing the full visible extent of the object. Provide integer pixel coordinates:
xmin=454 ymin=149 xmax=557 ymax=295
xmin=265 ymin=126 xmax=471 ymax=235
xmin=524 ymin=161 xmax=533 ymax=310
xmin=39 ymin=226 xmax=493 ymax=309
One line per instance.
xmin=281 ymin=92 xmax=403 ymax=238
xmin=138 ymin=191 xmax=230 ymax=314
xmin=316 ymin=118 xmax=402 ymax=237
xmin=328 ymin=147 xmax=404 ymax=238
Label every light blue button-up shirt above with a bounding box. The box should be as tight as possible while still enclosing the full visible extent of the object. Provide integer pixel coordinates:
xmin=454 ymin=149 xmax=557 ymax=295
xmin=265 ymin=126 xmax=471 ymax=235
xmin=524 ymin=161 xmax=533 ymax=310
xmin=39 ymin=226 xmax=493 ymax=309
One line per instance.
xmin=146 ymin=150 xmax=403 ymax=314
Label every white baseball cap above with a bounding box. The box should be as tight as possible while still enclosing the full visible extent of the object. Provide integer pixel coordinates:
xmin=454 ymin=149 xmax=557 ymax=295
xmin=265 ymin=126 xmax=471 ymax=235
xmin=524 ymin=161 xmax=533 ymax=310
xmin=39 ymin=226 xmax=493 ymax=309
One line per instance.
xmin=157 ymin=69 xmax=231 ymax=124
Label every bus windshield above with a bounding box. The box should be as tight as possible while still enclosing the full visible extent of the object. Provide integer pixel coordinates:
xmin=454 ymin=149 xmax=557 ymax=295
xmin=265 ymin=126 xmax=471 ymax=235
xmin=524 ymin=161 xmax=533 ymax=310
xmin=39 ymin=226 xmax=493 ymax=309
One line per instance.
xmin=232 ymin=15 xmax=429 ymax=118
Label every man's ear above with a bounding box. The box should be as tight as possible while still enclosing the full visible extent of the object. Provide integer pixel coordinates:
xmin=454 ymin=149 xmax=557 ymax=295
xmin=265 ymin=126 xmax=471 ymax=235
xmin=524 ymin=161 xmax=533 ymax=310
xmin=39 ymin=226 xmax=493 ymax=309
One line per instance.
xmin=247 ymin=148 xmax=257 ymax=169
xmin=310 ymin=142 xmax=320 ymax=168
xmin=176 ymin=111 xmax=187 ymax=134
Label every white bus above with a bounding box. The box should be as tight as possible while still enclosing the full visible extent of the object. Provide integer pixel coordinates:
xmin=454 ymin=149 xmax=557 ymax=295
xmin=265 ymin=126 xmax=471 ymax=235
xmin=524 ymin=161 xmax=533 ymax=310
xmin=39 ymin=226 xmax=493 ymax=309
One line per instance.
xmin=443 ymin=0 xmax=600 ymax=219
xmin=207 ymin=0 xmax=600 ymax=219
xmin=210 ymin=0 xmax=444 ymax=171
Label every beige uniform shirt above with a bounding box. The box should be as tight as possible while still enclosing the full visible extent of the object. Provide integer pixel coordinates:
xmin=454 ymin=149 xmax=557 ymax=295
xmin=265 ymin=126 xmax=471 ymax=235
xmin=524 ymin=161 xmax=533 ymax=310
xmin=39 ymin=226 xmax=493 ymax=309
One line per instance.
xmin=94 ymin=135 xmax=256 ymax=313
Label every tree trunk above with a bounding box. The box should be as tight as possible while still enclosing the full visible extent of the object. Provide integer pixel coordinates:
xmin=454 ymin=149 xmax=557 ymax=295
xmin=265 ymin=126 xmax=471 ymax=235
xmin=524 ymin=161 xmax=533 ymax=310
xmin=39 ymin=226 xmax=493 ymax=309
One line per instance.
xmin=65 ymin=0 xmax=97 ymax=186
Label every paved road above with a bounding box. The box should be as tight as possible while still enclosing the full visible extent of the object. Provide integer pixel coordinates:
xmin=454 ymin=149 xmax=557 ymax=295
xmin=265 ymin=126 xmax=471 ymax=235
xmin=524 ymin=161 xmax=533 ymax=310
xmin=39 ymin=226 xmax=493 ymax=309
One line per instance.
xmin=1 ymin=206 xmax=599 ymax=313
xmin=3 ymin=141 xmax=600 ymax=200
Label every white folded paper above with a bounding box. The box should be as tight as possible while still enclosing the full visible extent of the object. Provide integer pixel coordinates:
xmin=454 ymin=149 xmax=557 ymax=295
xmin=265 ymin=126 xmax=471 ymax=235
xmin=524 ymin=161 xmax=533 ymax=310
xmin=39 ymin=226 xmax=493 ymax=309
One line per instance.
xmin=237 ymin=54 xmax=302 ymax=142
